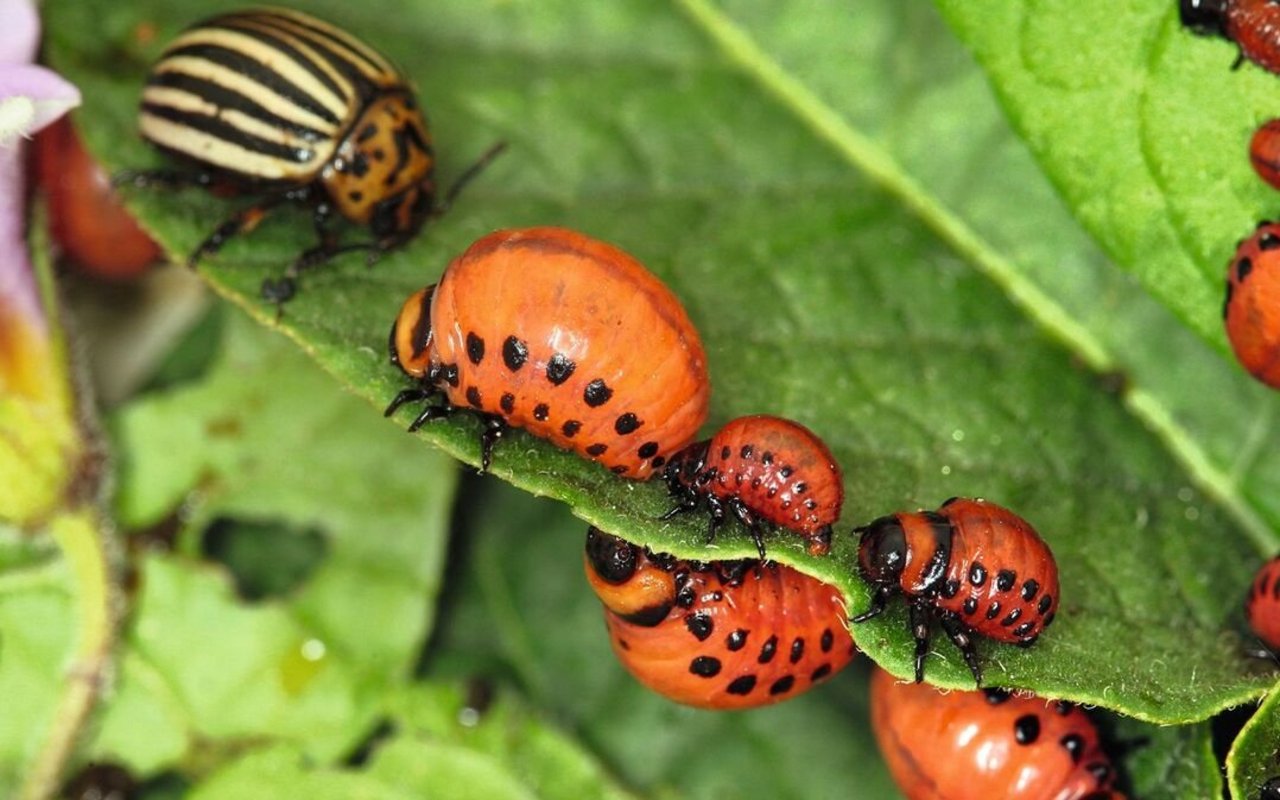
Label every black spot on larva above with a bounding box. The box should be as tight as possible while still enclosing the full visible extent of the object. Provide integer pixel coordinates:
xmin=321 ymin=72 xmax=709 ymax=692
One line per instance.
xmin=769 ymin=675 xmax=795 ymax=695
xmin=611 ymin=465 xmax=627 ymax=474
xmin=780 ymin=466 xmax=793 ymax=478
xmin=500 ymin=393 xmax=515 ymax=414
xmin=985 ymin=601 xmax=1002 ymax=621
xmin=502 ymin=336 xmax=528 ymax=371
xmin=465 ymin=386 xmax=483 ymax=408
xmin=1013 ymin=714 xmax=1041 ymax=745
xmin=1044 ymin=611 xmax=1056 ymax=627
xmin=1001 ymin=608 xmax=1022 ymax=627
xmin=805 ymin=499 xmax=817 ymax=510
xmin=546 ymin=353 xmax=575 ymax=385
xmin=810 ymin=664 xmax=832 ymax=681
xmin=1261 ymin=231 xmax=1280 ymax=251
xmin=1013 ymin=621 xmax=1036 ymax=637
xmin=676 ymin=584 xmax=696 ymax=608
xmin=1238 ymin=257 xmax=1255 ymax=283
xmin=790 ymin=637 xmax=805 ymax=664
xmin=690 ymin=656 xmax=721 ymax=677
xmin=740 ymin=445 xmax=753 ymax=458
xmin=727 ymin=629 xmax=748 ymax=651
xmin=586 ymin=443 xmax=608 ymax=457
xmin=615 ymin=413 xmax=641 ymax=435
xmin=466 ymin=332 xmax=485 ymax=365
xmin=442 ymin=364 xmax=459 ymax=387
xmin=1054 ymin=701 xmax=1073 ymax=715
xmin=727 ymin=675 xmax=757 ymax=695
xmin=1038 ymin=595 xmax=1053 ymax=615
xmin=1223 ymin=280 xmax=1234 ymax=319
xmin=1060 ymin=733 xmax=1085 ymax=764
xmin=533 ymin=403 xmax=550 ymax=421
xmin=794 ymin=482 xmax=807 ymax=494
xmin=996 ymin=570 xmax=1016 ymax=592
xmin=761 ymin=451 xmax=774 ymax=465
xmin=617 ymin=638 xmax=629 ymax=650
xmin=983 ymin=688 xmax=1010 ymax=705
xmin=638 ymin=442 xmax=659 ymax=459
xmin=685 ymin=612 xmax=713 ymax=641
xmin=583 ymin=379 xmax=613 ymax=407
xmin=969 ymin=563 xmax=987 ymax=586
xmin=1021 ymin=579 xmax=1040 ymax=601
xmin=347 ymin=190 xmax=364 ymax=203
xmin=942 ymin=579 xmax=960 ymax=599
xmin=758 ymin=635 xmax=778 ymax=664
xmin=561 ymin=420 xmax=582 ymax=438
xmin=719 ymin=445 xmax=731 ymax=459
xmin=651 ymin=456 xmax=666 ymax=468
xmin=962 ymin=597 xmax=978 ymax=615
xmin=820 ymin=629 xmax=834 ymax=653
xmin=1086 ymin=763 xmax=1112 ymax=783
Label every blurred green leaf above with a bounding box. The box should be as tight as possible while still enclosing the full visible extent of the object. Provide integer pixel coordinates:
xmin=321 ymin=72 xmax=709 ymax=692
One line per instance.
xmin=43 ymin=0 xmax=1280 ymax=727
xmin=86 ymin=312 xmax=458 ymax=771
xmin=1228 ymin=681 xmax=1280 ymax=800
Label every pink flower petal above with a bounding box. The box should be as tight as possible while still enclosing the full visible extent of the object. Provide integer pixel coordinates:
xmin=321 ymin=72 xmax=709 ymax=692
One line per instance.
xmin=0 ymin=0 xmax=38 ymax=65
xmin=0 ymin=65 xmax=81 ymax=141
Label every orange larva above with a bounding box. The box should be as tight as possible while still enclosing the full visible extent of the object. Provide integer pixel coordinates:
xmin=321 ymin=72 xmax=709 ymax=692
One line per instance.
xmin=386 ymin=227 xmax=710 ymax=476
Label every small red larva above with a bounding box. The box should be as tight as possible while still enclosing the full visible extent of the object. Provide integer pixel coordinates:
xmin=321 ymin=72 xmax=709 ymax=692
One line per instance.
xmin=661 ymin=414 xmax=843 ymax=558
xmin=583 ymin=527 xmax=856 ymax=710
xmin=870 ymin=668 xmax=1124 ymax=800
xmin=386 ymin=227 xmax=711 ymax=476
xmin=1245 ymin=554 xmax=1280 ymax=652
xmin=1250 ymin=119 xmax=1280 ymax=191
xmin=853 ymin=497 xmax=1059 ymax=684
xmin=1182 ymin=0 xmax=1280 ymax=75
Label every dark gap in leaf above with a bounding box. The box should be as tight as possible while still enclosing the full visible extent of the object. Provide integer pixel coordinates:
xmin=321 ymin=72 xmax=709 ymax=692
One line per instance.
xmin=1090 ymin=709 xmax=1148 ymax=799
xmin=343 ymin=717 xmax=397 ymax=767
xmin=199 ymin=515 xmax=328 ymax=602
xmin=137 ymin=303 xmax=225 ymax=395
xmin=131 ymin=771 xmax=191 ymax=800
xmin=60 ymin=761 xmax=135 ymax=800
xmin=1213 ymin=703 xmax=1258 ymax=777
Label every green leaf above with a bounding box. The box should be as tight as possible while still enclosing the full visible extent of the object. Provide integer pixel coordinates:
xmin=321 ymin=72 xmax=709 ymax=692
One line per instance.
xmin=1228 ymin=681 xmax=1280 ymax=800
xmin=182 ymin=685 xmax=634 ymax=800
xmin=44 ymin=0 xmax=1280 ymax=724
xmin=427 ymin=478 xmax=1225 ymax=800
xmin=87 ymin=311 xmax=458 ymax=771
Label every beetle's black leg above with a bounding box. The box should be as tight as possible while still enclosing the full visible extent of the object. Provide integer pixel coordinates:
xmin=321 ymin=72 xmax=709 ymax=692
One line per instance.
xmin=909 ymin=598 xmax=934 ymax=683
xmin=434 ymin=141 xmax=508 ymax=216
xmin=191 ymin=203 xmax=277 ymax=268
xmin=728 ymin=498 xmax=767 ymax=560
xmin=478 ymin=414 xmax=507 ymax=474
xmin=851 ymin=584 xmax=892 ymax=623
xmin=939 ymin=612 xmax=983 ymax=686
xmin=658 ymin=490 xmax=699 ymax=521
xmin=111 ymin=168 xmax=217 ymax=190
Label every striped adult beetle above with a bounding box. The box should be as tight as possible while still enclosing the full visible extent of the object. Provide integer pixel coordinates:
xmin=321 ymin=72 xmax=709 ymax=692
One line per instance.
xmin=118 ymin=7 xmax=504 ymax=305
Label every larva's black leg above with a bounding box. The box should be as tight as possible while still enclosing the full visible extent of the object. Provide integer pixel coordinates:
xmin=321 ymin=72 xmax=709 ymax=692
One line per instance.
xmin=705 ymin=495 xmax=726 ymax=545
xmin=384 ymin=387 xmax=434 ymax=417
xmin=909 ymin=598 xmax=934 ymax=683
xmin=728 ymin=498 xmax=767 ymax=560
xmin=851 ymin=584 xmax=893 ymax=623
xmin=939 ymin=613 xmax=983 ymax=686
xmin=408 ymin=404 xmax=450 ymax=432
xmin=658 ymin=493 xmax=699 ymax=521
xmin=478 ymin=414 xmax=507 ymax=474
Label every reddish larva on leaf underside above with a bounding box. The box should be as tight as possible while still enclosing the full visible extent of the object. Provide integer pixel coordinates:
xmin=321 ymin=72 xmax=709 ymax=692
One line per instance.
xmin=583 ymin=527 xmax=856 ymax=710
xmin=870 ymin=668 xmax=1124 ymax=800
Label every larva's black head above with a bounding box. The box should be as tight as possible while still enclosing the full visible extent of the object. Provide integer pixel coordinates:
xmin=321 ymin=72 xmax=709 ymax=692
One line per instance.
xmin=856 ymin=515 xmax=908 ymax=586
xmin=663 ymin=440 xmax=710 ymax=490
xmin=1180 ymin=0 xmax=1229 ymax=37
xmin=585 ymin=526 xmax=639 ymax=585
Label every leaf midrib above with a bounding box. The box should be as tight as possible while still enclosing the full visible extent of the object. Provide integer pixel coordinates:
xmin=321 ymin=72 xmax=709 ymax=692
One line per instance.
xmin=671 ymin=0 xmax=1278 ymax=556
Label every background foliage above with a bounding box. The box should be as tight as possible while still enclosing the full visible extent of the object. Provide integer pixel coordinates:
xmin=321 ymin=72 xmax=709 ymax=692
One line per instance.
xmin=5 ymin=0 xmax=1278 ymax=797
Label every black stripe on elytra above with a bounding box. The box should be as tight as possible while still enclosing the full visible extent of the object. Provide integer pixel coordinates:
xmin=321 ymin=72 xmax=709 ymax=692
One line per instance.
xmin=206 ymin=19 xmax=349 ymax=103
xmin=141 ymin=101 xmax=316 ymax=166
xmin=147 ymin=70 xmax=330 ymax=143
xmin=252 ymin=10 xmax=391 ymax=85
xmin=159 ymin=43 xmax=341 ymax=126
